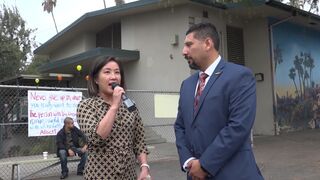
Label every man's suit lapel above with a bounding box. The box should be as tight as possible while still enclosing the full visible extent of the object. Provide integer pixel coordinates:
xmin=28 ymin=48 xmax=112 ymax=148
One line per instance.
xmin=193 ymin=60 xmax=225 ymax=121
xmin=187 ymin=73 xmax=199 ymax=122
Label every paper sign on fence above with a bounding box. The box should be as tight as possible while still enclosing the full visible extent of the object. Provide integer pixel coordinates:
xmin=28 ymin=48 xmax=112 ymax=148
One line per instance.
xmin=28 ymin=90 xmax=82 ymax=137
xmin=154 ymin=94 xmax=179 ymax=118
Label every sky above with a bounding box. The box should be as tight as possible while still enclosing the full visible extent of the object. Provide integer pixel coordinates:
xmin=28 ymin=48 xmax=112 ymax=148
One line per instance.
xmin=0 ymin=0 xmax=137 ymax=45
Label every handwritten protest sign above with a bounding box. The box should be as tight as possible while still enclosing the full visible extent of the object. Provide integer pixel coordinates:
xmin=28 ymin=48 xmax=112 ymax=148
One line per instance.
xmin=28 ymin=90 xmax=82 ymax=137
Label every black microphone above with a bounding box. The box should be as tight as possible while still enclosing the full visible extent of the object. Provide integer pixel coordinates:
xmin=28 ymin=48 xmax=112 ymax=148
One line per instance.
xmin=111 ymin=83 xmax=136 ymax=112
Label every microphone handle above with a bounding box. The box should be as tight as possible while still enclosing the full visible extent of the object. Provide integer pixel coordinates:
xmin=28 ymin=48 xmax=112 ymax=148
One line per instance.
xmin=122 ymin=95 xmax=136 ymax=112
xmin=122 ymin=94 xmax=128 ymax=100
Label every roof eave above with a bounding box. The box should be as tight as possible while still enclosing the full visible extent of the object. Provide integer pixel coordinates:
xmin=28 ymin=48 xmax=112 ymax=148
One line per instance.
xmin=38 ymin=47 xmax=140 ymax=73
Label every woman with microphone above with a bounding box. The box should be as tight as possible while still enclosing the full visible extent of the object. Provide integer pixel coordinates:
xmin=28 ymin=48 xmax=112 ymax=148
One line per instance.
xmin=77 ymin=56 xmax=151 ymax=180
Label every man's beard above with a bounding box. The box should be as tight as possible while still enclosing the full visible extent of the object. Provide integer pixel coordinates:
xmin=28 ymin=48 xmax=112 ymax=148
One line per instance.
xmin=185 ymin=56 xmax=200 ymax=70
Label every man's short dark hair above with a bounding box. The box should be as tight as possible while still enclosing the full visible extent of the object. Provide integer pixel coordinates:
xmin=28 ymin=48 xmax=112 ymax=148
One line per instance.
xmin=64 ymin=117 xmax=73 ymax=124
xmin=186 ymin=23 xmax=220 ymax=51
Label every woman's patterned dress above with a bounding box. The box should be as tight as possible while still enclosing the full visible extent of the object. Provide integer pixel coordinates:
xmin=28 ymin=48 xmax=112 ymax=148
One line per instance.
xmin=77 ymin=96 xmax=148 ymax=180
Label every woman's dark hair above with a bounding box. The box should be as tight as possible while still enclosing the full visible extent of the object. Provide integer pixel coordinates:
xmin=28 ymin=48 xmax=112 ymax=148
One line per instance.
xmin=87 ymin=56 xmax=126 ymax=97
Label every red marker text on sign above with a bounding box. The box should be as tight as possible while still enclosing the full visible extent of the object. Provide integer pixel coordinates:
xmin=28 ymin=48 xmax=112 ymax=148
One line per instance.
xmin=30 ymin=110 xmax=37 ymax=118
xmin=40 ymin=129 xmax=57 ymax=135
xmin=49 ymin=95 xmax=58 ymax=101
xmin=29 ymin=92 xmax=46 ymax=101
xmin=59 ymin=95 xmax=81 ymax=101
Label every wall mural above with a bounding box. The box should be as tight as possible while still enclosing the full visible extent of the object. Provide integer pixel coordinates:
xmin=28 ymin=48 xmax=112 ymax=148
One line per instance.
xmin=272 ymin=21 xmax=320 ymax=133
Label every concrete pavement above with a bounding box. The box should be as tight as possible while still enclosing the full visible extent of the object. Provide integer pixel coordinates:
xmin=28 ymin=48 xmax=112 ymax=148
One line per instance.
xmin=31 ymin=130 xmax=320 ymax=180
xmin=254 ymin=130 xmax=320 ymax=180
xmin=38 ymin=160 xmax=186 ymax=180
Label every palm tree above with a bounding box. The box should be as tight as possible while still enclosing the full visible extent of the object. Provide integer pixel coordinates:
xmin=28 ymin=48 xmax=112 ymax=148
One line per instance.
xmin=308 ymin=0 xmax=319 ymax=13
xmin=289 ymin=67 xmax=299 ymax=98
xmin=103 ymin=0 xmax=106 ymax=8
xmin=286 ymin=0 xmax=319 ymax=14
xmin=42 ymin=0 xmax=58 ymax=33
xmin=115 ymin=0 xmax=125 ymax=6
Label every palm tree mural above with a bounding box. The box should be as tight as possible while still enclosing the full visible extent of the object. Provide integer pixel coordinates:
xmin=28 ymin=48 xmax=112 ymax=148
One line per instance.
xmin=273 ymin=17 xmax=320 ymax=132
xmin=280 ymin=51 xmax=318 ymax=132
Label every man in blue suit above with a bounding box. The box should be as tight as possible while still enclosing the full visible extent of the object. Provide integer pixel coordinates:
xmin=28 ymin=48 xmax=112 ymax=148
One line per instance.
xmin=174 ymin=23 xmax=264 ymax=180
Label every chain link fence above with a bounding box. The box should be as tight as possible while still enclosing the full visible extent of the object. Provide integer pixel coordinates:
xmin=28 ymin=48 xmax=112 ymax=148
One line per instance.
xmin=0 ymin=85 xmax=179 ymax=179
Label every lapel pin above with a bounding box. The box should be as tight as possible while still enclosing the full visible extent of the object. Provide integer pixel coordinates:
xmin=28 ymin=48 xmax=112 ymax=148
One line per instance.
xmin=214 ymin=71 xmax=222 ymax=75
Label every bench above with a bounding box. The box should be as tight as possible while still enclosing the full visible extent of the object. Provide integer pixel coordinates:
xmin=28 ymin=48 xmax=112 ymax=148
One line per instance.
xmin=0 ymin=156 xmax=80 ymax=180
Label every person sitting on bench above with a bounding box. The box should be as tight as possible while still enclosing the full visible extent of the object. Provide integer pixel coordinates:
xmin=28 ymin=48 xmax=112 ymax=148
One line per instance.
xmin=56 ymin=117 xmax=88 ymax=179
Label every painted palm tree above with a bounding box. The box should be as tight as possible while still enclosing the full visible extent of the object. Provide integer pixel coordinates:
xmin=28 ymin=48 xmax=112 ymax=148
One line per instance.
xmin=292 ymin=51 xmax=316 ymax=99
xmin=305 ymin=53 xmax=315 ymax=87
xmin=42 ymin=0 xmax=58 ymax=33
xmin=274 ymin=44 xmax=283 ymax=72
xmin=304 ymin=70 xmax=310 ymax=88
xmin=294 ymin=55 xmax=304 ymax=98
xmin=300 ymin=52 xmax=307 ymax=94
xmin=289 ymin=67 xmax=299 ymax=98
xmin=303 ymin=53 xmax=310 ymax=88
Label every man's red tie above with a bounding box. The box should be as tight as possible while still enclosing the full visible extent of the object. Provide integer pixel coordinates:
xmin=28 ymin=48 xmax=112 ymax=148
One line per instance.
xmin=194 ymin=73 xmax=208 ymax=110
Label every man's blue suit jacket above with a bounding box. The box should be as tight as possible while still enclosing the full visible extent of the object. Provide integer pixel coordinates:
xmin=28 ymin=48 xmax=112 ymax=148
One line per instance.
xmin=174 ymin=59 xmax=264 ymax=180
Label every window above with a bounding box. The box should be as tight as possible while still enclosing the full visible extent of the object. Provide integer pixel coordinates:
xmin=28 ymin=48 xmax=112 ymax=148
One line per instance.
xmin=226 ymin=26 xmax=245 ymax=66
xmin=96 ymin=23 xmax=121 ymax=49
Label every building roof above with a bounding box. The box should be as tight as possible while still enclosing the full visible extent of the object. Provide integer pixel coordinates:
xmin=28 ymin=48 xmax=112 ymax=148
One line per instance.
xmin=33 ymin=0 xmax=229 ymax=55
xmin=34 ymin=0 xmax=320 ymax=56
xmin=38 ymin=47 xmax=139 ymax=73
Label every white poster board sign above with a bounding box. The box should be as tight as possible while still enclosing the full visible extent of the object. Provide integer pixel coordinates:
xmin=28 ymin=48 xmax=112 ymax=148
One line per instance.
xmin=28 ymin=90 xmax=82 ymax=137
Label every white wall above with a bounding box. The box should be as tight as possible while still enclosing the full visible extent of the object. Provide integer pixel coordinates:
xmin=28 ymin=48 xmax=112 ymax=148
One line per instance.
xmin=187 ymin=6 xmax=275 ymax=135
xmin=244 ymin=18 xmax=275 ymax=135
xmin=83 ymin=33 xmax=96 ymax=51
xmin=190 ymin=6 xmax=276 ymax=135
xmin=121 ymin=4 xmax=232 ymax=91
xmin=50 ymin=33 xmax=96 ymax=61
xmin=121 ymin=6 xmax=191 ymax=91
xmin=121 ymin=4 xmax=275 ymax=135
xmin=187 ymin=5 xmax=228 ymax=58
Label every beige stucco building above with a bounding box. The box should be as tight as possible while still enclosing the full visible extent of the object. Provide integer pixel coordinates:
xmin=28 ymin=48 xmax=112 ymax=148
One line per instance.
xmin=34 ymin=0 xmax=320 ymax=136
